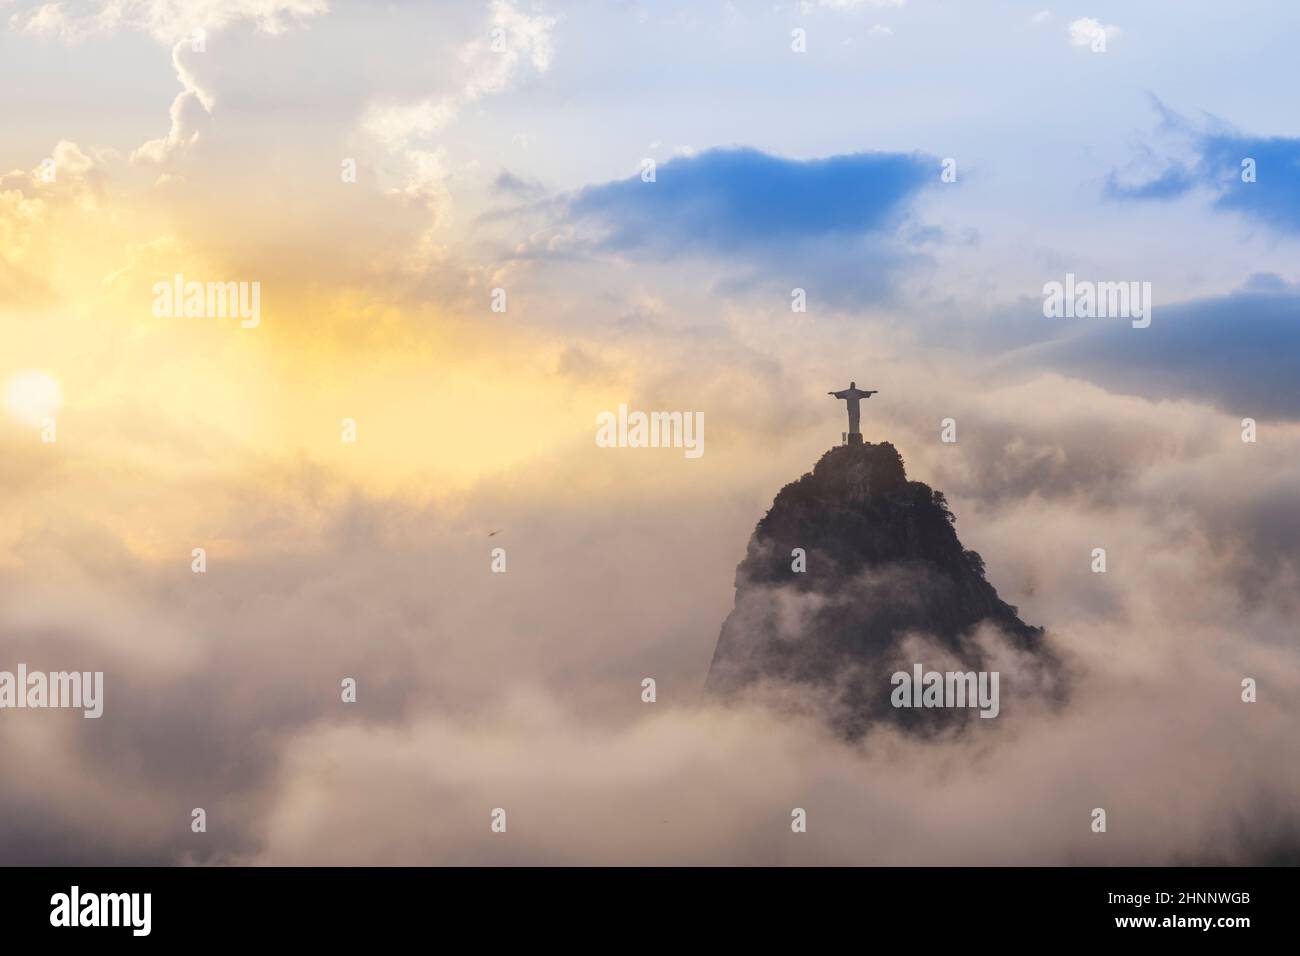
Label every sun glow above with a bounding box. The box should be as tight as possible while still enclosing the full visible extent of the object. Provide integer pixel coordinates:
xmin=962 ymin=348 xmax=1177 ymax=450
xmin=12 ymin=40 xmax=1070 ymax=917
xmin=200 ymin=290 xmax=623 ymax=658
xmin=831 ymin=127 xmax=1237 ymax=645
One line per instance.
xmin=4 ymin=370 xmax=62 ymax=428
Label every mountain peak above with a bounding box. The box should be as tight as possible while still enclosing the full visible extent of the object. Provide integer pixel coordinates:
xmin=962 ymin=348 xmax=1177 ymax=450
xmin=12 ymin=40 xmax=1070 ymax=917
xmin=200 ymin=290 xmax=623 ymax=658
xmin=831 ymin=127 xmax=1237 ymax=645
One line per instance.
xmin=706 ymin=441 xmax=1055 ymax=737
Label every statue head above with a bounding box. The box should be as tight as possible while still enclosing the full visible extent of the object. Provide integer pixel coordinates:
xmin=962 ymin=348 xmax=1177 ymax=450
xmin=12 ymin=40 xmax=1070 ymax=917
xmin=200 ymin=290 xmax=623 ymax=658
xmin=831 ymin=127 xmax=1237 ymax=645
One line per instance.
xmin=850 ymin=381 xmax=856 ymax=388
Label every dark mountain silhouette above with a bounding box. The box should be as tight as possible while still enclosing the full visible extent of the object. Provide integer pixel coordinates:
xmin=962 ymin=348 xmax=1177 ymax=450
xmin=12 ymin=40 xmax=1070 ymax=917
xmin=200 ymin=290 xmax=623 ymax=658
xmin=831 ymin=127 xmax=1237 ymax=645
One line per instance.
xmin=706 ymin=441 xmax=1059 ymax=737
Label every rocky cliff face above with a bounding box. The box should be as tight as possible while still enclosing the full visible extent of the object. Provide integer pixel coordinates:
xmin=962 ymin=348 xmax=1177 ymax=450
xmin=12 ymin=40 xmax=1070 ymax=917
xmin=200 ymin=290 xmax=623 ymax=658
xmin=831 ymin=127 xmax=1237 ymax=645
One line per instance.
xmin=706 ymin=441 xmax=1056 ymax=737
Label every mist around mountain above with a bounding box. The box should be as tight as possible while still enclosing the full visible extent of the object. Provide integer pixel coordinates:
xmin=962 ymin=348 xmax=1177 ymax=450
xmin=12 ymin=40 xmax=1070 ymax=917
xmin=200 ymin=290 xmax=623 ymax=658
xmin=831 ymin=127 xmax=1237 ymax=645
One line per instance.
xmin=706 ymin=441 xmax=1064 ymax=737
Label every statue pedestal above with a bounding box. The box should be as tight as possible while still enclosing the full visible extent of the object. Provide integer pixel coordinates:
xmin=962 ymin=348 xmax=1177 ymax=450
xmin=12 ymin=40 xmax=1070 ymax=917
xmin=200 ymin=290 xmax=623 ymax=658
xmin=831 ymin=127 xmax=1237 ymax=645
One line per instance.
xmin=848 ymin=433 xmax=863 ymax=445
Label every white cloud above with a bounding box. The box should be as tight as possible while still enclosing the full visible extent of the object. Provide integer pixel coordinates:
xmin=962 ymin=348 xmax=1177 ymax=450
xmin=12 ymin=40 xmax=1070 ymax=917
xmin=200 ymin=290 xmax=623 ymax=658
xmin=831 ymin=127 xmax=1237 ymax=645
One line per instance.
xmin=356 ymin=0 xmax=556 ymax=260
xmin=9 ymin=0 xmax=327 ymax=44
xmin=131 ymin=40 xmax=214 ymax=164
xmin=394 ymin=148 xmax=452 ymax=217
xmin=1030 ymin=10 xmax=1051 ymax=25
xmin=1067 ymin=16 xmax=1118 ymax=49
xmin=9 ymin=2 xmax=327 ymax=165
xmin=802 ymin=0 xmax=905 ymax=11
xmin=8 ymin=2 xmax=98 ymax=41
xmin=361 ymin=0 xmax=557 ymax=152
xmin=361 ymin=99 xmax=458 ymax=153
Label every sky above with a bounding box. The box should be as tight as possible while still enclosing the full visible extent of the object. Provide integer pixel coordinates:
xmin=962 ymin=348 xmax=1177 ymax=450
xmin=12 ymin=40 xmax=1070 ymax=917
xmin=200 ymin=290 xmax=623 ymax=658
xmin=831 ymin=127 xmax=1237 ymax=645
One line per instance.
xmin=1 ymin=0 xmax=1298 ymax=864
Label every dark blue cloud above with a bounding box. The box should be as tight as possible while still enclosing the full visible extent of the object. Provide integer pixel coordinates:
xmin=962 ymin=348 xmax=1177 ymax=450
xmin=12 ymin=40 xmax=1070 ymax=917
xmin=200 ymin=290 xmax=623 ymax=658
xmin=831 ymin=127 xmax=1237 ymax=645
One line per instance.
xmin=569 ymin=146 xmax=935 ymax=250
xmin=1037 ymin=275 xmax=1300 ymax=419
xmin=1106 ymin=107 xmax=1300 ymax=232
xmin=563 ymin=146 xmax=938 ymax=305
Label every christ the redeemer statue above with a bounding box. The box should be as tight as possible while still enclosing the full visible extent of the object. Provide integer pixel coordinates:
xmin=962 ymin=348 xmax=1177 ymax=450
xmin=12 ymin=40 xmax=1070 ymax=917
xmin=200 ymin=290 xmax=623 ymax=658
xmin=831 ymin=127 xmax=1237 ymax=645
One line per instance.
xmin=828 ymin=381 xmax=877 ymax=444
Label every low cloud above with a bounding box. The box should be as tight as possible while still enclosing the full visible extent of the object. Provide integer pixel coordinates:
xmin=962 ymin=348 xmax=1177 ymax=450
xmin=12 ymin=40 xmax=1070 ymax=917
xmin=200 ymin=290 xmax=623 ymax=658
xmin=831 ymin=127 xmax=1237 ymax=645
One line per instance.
xmin=3 ymin=346 xmax=1298 ymax=864
xmin=1035 ymin=275 xmax=1300 ymax=419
